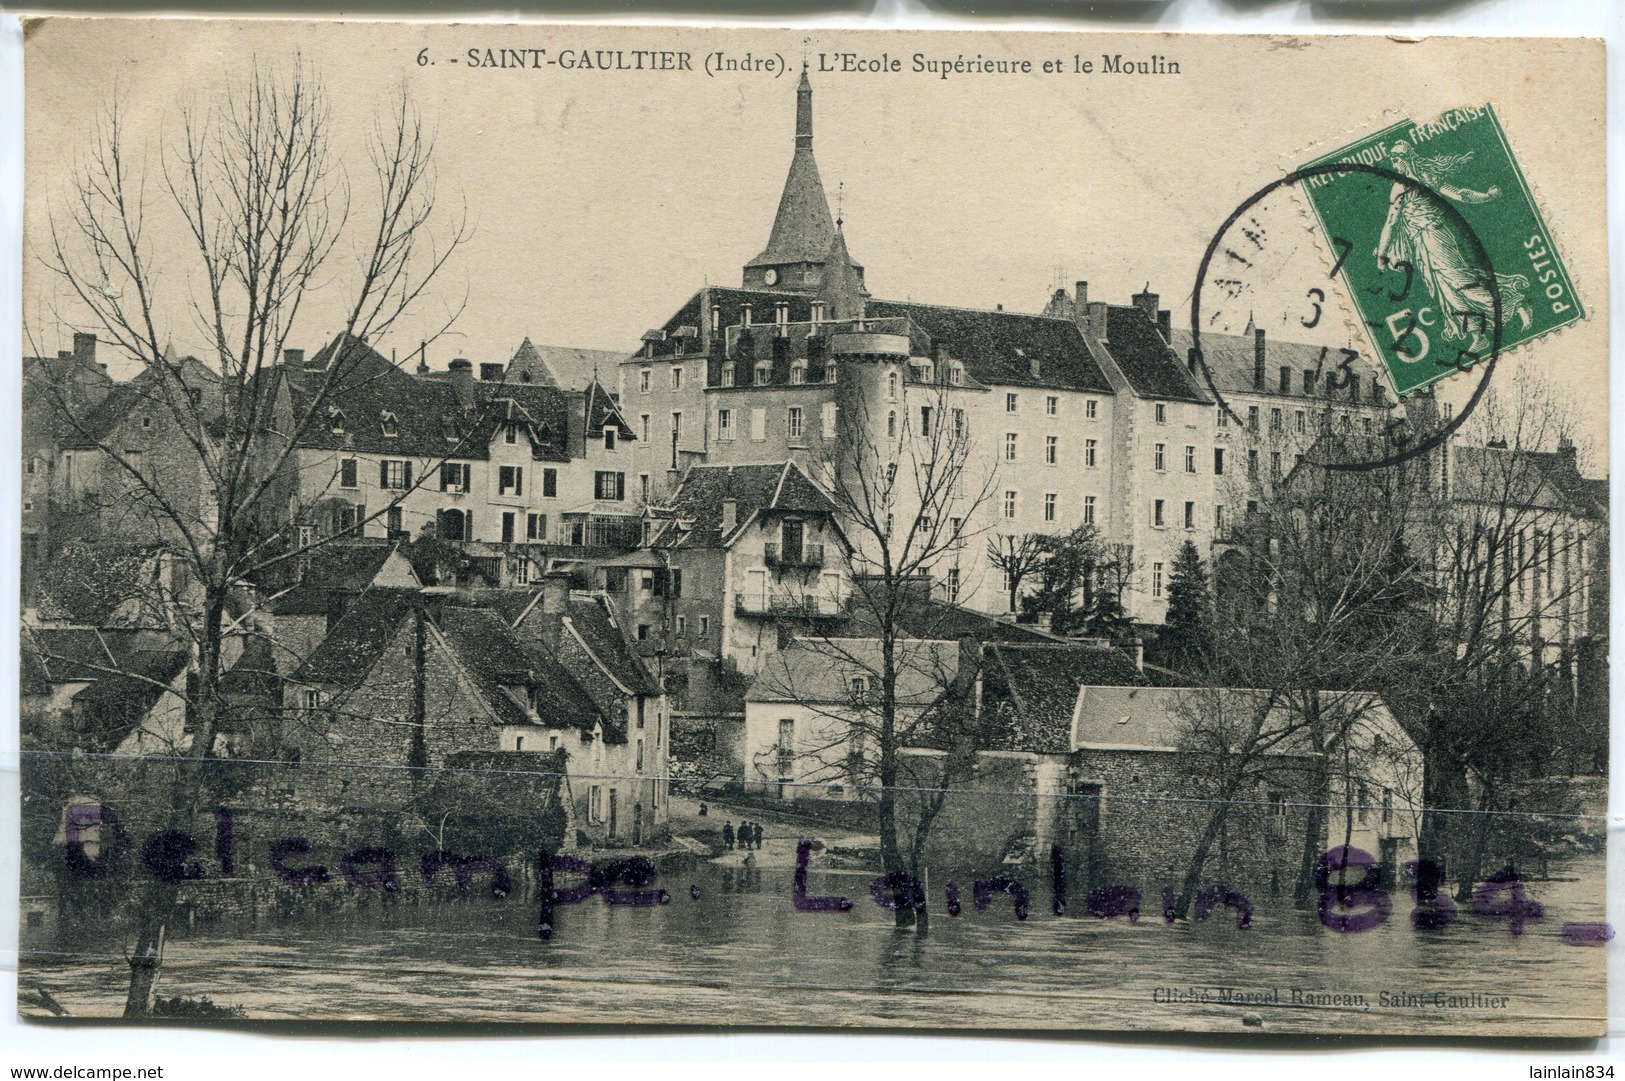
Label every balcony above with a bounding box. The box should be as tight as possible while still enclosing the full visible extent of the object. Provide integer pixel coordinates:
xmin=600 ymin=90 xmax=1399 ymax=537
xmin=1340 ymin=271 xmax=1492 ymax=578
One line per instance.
xmin=764 ymin=542 xmax=825 ymax=569
xmin=734 ymin=592 xmax=846 ymax=619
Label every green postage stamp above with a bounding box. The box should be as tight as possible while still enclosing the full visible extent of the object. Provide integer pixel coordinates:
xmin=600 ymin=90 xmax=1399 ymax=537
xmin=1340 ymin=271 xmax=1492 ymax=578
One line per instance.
xmin=1299 ymin=104 xmax=1583 ymax=396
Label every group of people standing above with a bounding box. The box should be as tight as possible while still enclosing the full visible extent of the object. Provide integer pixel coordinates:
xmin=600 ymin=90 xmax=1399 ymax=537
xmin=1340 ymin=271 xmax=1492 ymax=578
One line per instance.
xmin=723 ymin=820 xmax=764 ymax=851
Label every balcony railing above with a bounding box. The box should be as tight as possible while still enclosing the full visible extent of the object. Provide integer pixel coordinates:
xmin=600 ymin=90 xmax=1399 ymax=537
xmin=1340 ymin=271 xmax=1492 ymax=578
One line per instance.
xmin=763 ymin=542 xmax=825 ymax=569
xmin=734 ymin=592 xmax=845 ymax=619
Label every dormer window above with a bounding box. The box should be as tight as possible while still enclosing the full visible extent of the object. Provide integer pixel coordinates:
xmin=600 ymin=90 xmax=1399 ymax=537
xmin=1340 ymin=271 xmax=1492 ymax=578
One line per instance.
xmin=604 ymin=428 xmax=617 ymax=451
xmin=791 ymin=364 xmax=805 ymax=385
xmin=441 ymin=413 xmax=461 ymax=442
xmin=811 ymin=301 xmax=826 ymax=325
xmin=755 ymin=364 xmax=770 ymax=386
xmin=742 ymin=304 xmax=753 ymax=327
xmin=711 ymin=304 xmax=722 ymax=333
xmin=505 ymin=422 xmax=518 ymax=445
xmin=328 ymin=408 xmax=345 ymax=435
xmin=380 ymin=410 xmax=398 ymax=437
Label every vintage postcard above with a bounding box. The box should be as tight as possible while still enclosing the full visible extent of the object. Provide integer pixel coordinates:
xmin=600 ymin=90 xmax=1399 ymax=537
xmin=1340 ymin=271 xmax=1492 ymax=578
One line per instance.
xmin=15 ymin=20 xmax=1610 ymax=1037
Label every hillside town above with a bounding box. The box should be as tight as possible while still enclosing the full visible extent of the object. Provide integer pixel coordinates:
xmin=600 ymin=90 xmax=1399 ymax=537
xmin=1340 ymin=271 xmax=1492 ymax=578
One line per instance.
xmin=21 ymin=68 xmax=1608 ymax=1011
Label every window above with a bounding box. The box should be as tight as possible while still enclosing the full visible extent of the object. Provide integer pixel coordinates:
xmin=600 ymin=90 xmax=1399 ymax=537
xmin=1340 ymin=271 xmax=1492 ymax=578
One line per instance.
xmin=1217 ymin=408 xmax=1229 ymax=429
xmin=604 ymin=428 xmax=617 ymax=452
xmin=671 ymin=366 xmax=683 ymax=391
xmin=340 ymin=458 xmax=358 ymax=489
xmin=1247 ymin=449 xmax=1259 ymax=479
xmin=1044 ymin=493 xmax=1057 ymax=522
xmin=670 ymin=568 xmax=683 ymax=597
xmin=1295 ymin=410 xmax=1306 ymax=434
xmin=379 ymin=460 xmax=411 ymax=490
xmin=1085 ymin=439 xmax=1097 ymax=468
xmin=439 ymin=462 xmax=469 ymax=492
xmin=1154 ymin=443 xmax=1166 ymax=471
xmin=378 ymin=411 xmax=399 ymax=438
xmin=791 ymin=364 xmax=805 ymax=385
xmin=849 ymin=677 xmax=868 ymax=698
xmin=1006 ymin=392 xmax=1018 ymax=413
xmin=1085 ymin=398 xmax=1098 ymax=420
xmin=1179 ymin=445 xmax=1193 ymax=474
xmin=329 ymin=409 xmax=345 ymax=434
xmin=919 ymin=406 xmax=933 ymax=436
xmin=887 ymin=372 xmax=899 ymax=400
xmin=886 ymin=411 xmax=897 ymax=439
xmin=1153 ymin=499 xmax=1166 ymax=527
xmin=595 ymin=471 xmax=626 ymax=501
xmin=502 ymin=512 xmax=516 ymax=543
xmin=787 ymin=406 xmax=804 ymax=439
xmin=637 ymin=624 xmax=650 ymax=640
xmin=945 ymin=566 xmax=961 ymax=603
xmin=639 ymin=473 xmax=650 ymax=501
xmin=1270 ymin=451 xmax=1282 ymax=479
xmin=822 ymin=402 xmax=838 ymax=439
xmin=717 ymin=408 xmax=733 ymax=440
xmin=639 ymin=369 xmax=651 ymax=393
xmin=1045 ymin=435 xmax=1058 ymax=465
xmin=1046 ymin=395 xmax=1059 ymax=416
xmin=1271 ymin=407 xmax=1282 ymax=432
xmin=755 ymin=364 xmax=770 ymax=386
xmin=499 ymin=465 xmax=524 ymax=496
xmin=1152 ymin=562 xmax=1164 ymax=599
xmin=639 ymin=414 xmax=650 ymax=443
xmin=1155 ymin=402 xmax=1167 ymax=424
xmin=675 ymin=615 xmax=686 ymax=637
xmin=438 ymin=508 xmax=469 ymax=541
xmin=721 ymin=366 xmax=735 ymax=387
xmin=750 ymin=407 xmax=766 ymax=441
xmin=590 ymin=785 xmax=603 ymax=823
xmin=1382 ymin=787 xmax=1393 ymax=825
xmin=1247 ymin=406 xmax=1259 ymax=431
xmin=949 ymin=366 xmax=962 ymax=385
xmin=698 ymin=615 xmax=710 ymax=638
xmin=1004 ymin=433 xmax=1018 ymax=461
xmin=505 ymin=422 xmax=518 ymax=445
xmin=1279 ymin=366 xmax=1291 ymax=393
xmin=1215 ymin=504 xmax=1226 ymax=532
xmin=952 ymin=408 xmax=966 ymax=438
xmin=527 ymin=513 xmax=547 ymax=541
xmin=542 ymin=468 xmax=558 ymax=497
xmin=387 ymin=506 xmax=403 ymax=535
xmin=1003 ymin=490 xmax=1017 ymax=519
xmin=1184 ymin=501 xmax=1195 ymax=530
xmin=1214 ymin=448 xmax=1225 ymax=475
xmin=1083 ymin=495 xmax=1096 ymax=525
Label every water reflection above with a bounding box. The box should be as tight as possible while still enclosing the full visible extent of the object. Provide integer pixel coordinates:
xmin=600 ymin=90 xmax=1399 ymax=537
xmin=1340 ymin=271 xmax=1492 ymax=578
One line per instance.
xmin=22 ymin=853 xmax=1606 ymax=1034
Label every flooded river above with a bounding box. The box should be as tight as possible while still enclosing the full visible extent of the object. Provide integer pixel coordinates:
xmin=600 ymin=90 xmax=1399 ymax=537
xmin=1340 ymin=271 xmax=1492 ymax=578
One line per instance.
xmin=21 ymin=853 xmax=1606 ymax=1035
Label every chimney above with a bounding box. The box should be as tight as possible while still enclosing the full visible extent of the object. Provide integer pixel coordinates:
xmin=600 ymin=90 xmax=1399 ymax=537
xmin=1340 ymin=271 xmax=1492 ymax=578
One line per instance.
xmin=1253 ymin=327 xmax=1266 ymax=391
xmin=1558 ymin=436 xmax=1577 ymax=462
xmin=1087 ymin=301 xmax=1109 ymax=341
xmin=1156 ymin=309 xmax=1171 ymax=343
xmin=448 ymin=358 xmax=476 ymax=410
xmin=1072 ymin=280 xmax=1090 ymax=334
xmin=72 ymin=332 xmax=96 ymax=366
xmin=539 ymin=570 xmax=572 ymax=614
xmin=720 ymin=498 xmax=738 ymax=537
xmin=1131 ymin=284 xmax=1159 ymax=327
xmin=480 ymin=362 xmax=505 ymax=383
xmin=416 ymin=340 xmax=429 ymax=376
xmin=1187 ymin=347 xmax=1199 ymax=375
xmin=283 ymin=348 xmax=305 ymax=367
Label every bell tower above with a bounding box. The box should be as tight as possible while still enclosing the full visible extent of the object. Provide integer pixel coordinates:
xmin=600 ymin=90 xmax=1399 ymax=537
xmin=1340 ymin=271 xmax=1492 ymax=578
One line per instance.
xmin=743 ymin=66 xmax=863 ymax=294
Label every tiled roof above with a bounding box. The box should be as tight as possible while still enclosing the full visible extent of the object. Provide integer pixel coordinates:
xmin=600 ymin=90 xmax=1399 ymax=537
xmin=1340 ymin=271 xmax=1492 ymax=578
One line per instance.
xmin=746 ymin=637 xmax=959 ymax=707
xmin=1452 ymin=445 xmax=1607 ymax=516
xmin=561 ymin=595 xmax=663 ymax=698
xmin=506 ymin=339 xmax=629 ymax=390
xmin=435 ymin=607 xmax=604 ymax=732
xmin=219 ymin=635 xmax=281 ymax=702
xmin=70 ymin=648 xmax=191 ymax=753
xmin=1168 ymin=328 xmax=1391 ymax=407
xmin=866 ymin=300 xmax=1115 ymax=394
xmin=23 ymin=627 xmax=118 ymax=684
xmin=837 ymin=593 xmax=1063 ymax=644
xmin=1072 ymin=686 xmax=1334 ymax=755
xmin=661 ymin=461 xmax=835 ymax=548
xmin=1101 ymin=306 xmax=1210 ymax=404
xmin=979 ymin=644 xmax=1147 ymax=754
xmin=289 ymin=588 xmax=418 ymax=687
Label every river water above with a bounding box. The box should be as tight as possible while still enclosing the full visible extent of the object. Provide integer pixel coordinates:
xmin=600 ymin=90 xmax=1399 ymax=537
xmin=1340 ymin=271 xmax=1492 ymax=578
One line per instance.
xmin=21 ymin=851 xmax=1606 ymax=1035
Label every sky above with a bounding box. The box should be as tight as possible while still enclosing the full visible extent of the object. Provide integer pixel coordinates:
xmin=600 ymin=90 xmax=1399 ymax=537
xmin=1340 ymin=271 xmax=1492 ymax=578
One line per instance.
xmin=20 ymin=19 xmax=1609 ymax=460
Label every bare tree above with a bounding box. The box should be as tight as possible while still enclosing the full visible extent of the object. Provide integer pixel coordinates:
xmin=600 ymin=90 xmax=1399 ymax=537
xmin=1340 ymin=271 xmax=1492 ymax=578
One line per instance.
xmin=985 ymin=533 xmax=1046 ymax=617
xmin=30 ymin=59 xmax=468 ymax=1015
xmin=770 ymin=376 xmax=999 ymax=928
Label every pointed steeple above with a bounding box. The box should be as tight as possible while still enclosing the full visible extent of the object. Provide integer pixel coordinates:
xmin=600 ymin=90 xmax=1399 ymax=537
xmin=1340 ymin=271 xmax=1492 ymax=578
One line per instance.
xmin=818 ymin=225 xmax=868 ymax=323
xmin=743 ymin=64 xmax=840 ymax=291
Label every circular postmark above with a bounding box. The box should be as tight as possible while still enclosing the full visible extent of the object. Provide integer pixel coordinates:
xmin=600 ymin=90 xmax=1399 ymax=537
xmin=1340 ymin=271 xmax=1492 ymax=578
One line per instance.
xmin=1189 ymin=162 xmax=1501 ymax=473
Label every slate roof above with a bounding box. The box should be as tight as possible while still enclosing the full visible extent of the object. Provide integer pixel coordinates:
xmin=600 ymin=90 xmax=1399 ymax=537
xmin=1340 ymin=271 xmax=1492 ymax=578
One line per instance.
xmin=660 ymin=462 xmax=836 ymax=548
xmin=1072 ymin=685 xmax=1330 ymax=755
xmin=866 ymin=300 xmax=1116 ymax=394
xmin=559 ymin=594 xmax=663 ymax=698
xmin=1101 ymin=305 xmax=1211 ymax=404
xmin=289 ymin=588 xmax=419 ymax=687
xmin=746 ymin=68 xmax=838 ymax=270
xmin=978 ymin=644 xmax=1147 ymax=754
xmin=836 ymin=593 xmax=1064 ymax=644
xmin=435 ymin=607 xmax=605 ymax=732
xmin=219 ymin=636 xmax=281 ymax=702
xmin=23 ymin=352 xmax=113 ymax=452
xmin=57 ymin=357 xmax=225 ymax=451
xmin=505 ymin=339 xmax=630 ymax=390
xmin=23 ymin=627 xmax=119 ymax=684
xmin=1168 ymin=327 xmax=1391 ymax=408
xmin=69 ymin=648 xmax=191 ymax=753
xmin=746 ymin=638 xmax=960 ymax=707
xmin=288 ymin=333 xmax=615 ymax=461
xmin=1451 ymin=445 xmax=1608 ymax=516
xmin=270 ymin=541 xmax=418 ymax=615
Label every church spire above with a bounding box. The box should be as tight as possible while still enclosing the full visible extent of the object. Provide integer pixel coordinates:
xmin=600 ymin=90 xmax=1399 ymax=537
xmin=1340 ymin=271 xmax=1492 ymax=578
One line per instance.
xmin=796 ymin=62 xmax=813 ymax=150
xmin=743 ymin=66 xmax=841 ymax=291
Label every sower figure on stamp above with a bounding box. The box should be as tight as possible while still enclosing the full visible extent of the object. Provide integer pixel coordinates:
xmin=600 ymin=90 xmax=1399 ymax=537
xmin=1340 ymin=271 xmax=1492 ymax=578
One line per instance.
xmin=1376 ymin=140 xmax=1533 ymax=353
